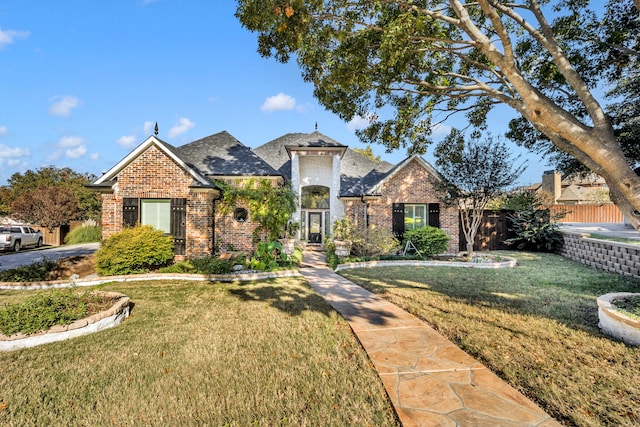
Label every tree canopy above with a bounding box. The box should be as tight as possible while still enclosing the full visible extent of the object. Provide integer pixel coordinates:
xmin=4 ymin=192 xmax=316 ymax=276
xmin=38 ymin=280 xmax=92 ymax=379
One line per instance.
xmin=0 ymin=166 xmax=101 ymax=222
xmin=434 ymin=131 xmax=525 ymax=257
xmin=236 ymin=0 xmax=640 ymax=228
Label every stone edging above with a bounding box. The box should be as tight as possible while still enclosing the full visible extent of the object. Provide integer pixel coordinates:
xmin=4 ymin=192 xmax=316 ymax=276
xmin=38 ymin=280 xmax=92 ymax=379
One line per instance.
xmin=0 ymin=269 xmax=302 ymax=290
xmin=0 ymin=292 xmax=130 ymax=351
xmin=597 ymin=292 xmax=640 ymax=346
xmin=334 ymin=256 xmax=518 ymax=272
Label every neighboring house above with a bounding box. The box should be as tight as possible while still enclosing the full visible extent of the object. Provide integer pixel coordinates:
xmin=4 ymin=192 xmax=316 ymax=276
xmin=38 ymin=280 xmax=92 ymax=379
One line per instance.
xmin=538 ymin=170 xmax=610 ymax=205
xmin=91 ymin=130 xmax=459 ymax=258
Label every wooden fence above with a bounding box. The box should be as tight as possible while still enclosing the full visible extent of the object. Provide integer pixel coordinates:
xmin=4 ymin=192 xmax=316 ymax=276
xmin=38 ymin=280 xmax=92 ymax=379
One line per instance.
xmin=549 ymin=204 xmax=623 ymax=223
xmin=459 ymin=204 xmax=624 ymax=252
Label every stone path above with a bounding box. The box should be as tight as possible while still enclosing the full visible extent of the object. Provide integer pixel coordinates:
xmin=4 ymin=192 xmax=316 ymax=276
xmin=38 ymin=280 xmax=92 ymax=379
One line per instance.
xmin=300 ymin=250 xmax=561 ymax=427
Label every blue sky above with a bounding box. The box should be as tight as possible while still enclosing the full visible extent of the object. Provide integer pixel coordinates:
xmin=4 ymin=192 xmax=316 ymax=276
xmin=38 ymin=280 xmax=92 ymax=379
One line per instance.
xmin=0 ymin=1 xmax=548 ymax=187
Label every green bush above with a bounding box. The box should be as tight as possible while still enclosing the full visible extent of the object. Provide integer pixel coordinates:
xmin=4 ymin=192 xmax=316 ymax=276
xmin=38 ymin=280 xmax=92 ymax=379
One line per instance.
xmin=190 ymin=256 xmax=238 ymax=274
xmin=158 ymin=260 xmax=197 ymax=274
xmin=0 ymin=290 xmax=91 ymax=335
xmin=0 ymin=258 xmax=57 ymax=282
xmin=505 ymin=208 xmax=564 ymax=252
xmin=402 ymin=226 xmax=450 ymax=258
xmin=64 ymin=225 xmax=102 ymax=244
xmin=95 ymin=225 xmax=174 ymax=276
xmin=350 ymin=227 xmax=400 ymax=257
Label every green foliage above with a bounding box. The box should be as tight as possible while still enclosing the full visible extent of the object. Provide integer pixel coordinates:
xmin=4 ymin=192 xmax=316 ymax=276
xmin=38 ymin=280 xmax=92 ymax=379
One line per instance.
xmin=157 ymin=260 xmax=197 ymax=274
xmin=0 ymin=258 xmax=57 ymax=282
xmin=190 ymin=256 xmax=238 ymax=275
xmin=95 ymin=225 xmax=174 ymax=276
xmin=250 ymin=241 xmax=287 ymax=271
xmin=402 ymin=226 xmax=450 ymax=258
xmin=64 ymin=225 xmax=102 ymax=244
xmin=5 ymin=166 xmax=101 ymax=221
xmin=217 ymin=179 xmax=297 ymax=242
xmin=0 ymin=289 xmax=90 ymax=335
xmin=350 ymin=227 xmax=400 ymax=257
xmin=505 ymin=208 xmax=564 ymax=252
xmin=325 ymin=244 xmax=339 ymax=270
xmin=331 ymin=217 xmax=354 ymax=242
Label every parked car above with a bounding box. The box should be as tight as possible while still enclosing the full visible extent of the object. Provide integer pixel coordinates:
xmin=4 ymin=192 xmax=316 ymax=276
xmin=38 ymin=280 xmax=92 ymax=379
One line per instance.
xmin=0 ymin=225 xmax=43 ymax=252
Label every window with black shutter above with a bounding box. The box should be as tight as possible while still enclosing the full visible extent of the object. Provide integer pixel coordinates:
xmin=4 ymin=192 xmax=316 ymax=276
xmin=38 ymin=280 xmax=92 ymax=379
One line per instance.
xmin=428 ymin=203 xmax=440 ymax=228
xmin=171 ymin=198 xmax=187 ymax=255
xmin=123 ymin=198 xmax=139 ymax=227
xmin=392 ymin=203 xmax=405 ymax=239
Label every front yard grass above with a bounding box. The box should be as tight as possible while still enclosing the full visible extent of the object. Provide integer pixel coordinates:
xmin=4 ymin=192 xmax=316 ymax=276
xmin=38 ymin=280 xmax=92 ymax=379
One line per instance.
xmin=339 ymin=251 xmax=640 ymax=427
xmin=0 ymin=278 xmax=399 ymax=426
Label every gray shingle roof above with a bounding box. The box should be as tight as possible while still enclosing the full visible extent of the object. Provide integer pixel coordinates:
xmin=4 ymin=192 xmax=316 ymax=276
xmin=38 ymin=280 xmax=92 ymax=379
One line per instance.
xmin=175 ymin=131 xmax=281 ymax=177
xmin=253 ymin=131 xmax=394 ymax=196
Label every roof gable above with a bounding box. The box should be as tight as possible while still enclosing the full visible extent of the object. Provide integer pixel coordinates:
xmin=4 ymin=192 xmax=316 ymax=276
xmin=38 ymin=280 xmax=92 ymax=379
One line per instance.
xmin=363 ymin=154 xmax=441 ymax=196
xmin=93 ymin=135 xmax=211 ymax=187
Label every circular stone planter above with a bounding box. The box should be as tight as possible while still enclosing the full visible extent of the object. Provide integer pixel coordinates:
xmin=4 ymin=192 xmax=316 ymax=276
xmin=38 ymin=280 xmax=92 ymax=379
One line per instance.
xmin=0 ymin=291 xmax=131 ymax=351
xmin=597 ymin=292 xmax=640 ymax=346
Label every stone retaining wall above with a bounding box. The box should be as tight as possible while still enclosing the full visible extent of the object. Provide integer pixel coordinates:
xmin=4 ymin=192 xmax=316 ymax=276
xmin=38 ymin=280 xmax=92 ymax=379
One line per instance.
xmin=558 ymin=232 xmax=640 ymax=279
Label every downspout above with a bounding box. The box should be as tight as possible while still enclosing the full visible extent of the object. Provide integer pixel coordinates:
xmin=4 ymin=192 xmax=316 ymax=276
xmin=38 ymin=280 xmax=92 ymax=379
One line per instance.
xmin=361 ymin=194 xmax=368 ymax=229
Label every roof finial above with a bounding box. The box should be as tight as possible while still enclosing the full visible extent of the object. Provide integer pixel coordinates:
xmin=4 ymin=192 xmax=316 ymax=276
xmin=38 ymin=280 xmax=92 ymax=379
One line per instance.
xmin=154 ymin=122 xmax=159 ymax=136
xmin=315 ymin=122 xmax=318 ymax=131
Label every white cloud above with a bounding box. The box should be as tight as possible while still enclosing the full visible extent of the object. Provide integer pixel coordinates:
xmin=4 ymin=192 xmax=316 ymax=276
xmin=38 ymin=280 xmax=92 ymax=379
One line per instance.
xmin=431 ymin=122 xmax=452 ymax=138
xmin=66 ymin=145 xmax=87 ymax=159
xmin=59 ymin=136 xmax=86 ymax=148
xmin=168 ymin=117 xmax=195 ymax=138
xmin=143 ymin=121 xmax=155 ymax=134
xmin=0 ymin=27 xmax=30 ymax=48
xmin=347 ymin=114 xmax=374 ymax=132
xmin=0 ymin=144 xmax=29 ymax=158
xmin=261 ymin=92 xmax=296 ymax=112
xmin=0 ymin=126 xmax=7 ymax=137
xmin=49 ymin=95 xmax=81 ymax=117
xmin=117 ymin=134 xmax=138 ymax=149
xmin=90 ymin=152 xmax=99 ymax=160
xmin=57 ymin=136 xmax=87 ymax=159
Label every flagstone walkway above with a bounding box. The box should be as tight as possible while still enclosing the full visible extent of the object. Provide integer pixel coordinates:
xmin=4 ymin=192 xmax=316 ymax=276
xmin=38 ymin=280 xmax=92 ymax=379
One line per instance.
xmin=300 ymin=250 xmax=561 ymax=427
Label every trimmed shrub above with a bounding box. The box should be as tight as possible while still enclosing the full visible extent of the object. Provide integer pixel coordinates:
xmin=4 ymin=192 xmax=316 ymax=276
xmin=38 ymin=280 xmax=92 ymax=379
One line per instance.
xmin=158 ymin=260 xmax=196 ymax=274
xmin=190 ymin=256 xmax=238 ymax=274
xmin=64 ymin=225 xmax=102 ymax=244
xmin=402 ymin=226 xmax=450 ymax=258
xmin=95 ymin=225 xmax=174 ymax=276
xmin=0 ymin=258 xmax=57 ymax=282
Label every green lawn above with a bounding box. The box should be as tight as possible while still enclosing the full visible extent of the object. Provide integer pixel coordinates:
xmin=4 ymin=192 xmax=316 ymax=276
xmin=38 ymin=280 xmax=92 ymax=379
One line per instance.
xmin=339 ymin=252 xmax=640 ymax=427
xmin=0 ymin=278 xmax=399 ymax=426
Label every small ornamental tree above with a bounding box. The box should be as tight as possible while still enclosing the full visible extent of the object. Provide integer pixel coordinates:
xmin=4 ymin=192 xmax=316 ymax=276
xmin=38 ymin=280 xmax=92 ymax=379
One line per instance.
xmin=11 ymin=186 xmax=80 ymax=232
xmin=435 ymin=131 xmax=526 ymax=259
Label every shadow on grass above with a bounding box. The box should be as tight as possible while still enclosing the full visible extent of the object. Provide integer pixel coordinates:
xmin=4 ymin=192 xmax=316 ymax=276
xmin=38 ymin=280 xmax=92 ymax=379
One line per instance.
xmin=228 ymin=283 xmax=336 ymax=317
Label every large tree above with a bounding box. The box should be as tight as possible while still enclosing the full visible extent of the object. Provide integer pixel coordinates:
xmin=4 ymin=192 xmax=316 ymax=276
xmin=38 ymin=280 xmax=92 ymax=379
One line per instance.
xmin=434 ymin=131 xmax=525 ymax=258
xmin=2 ymin=166 xmax=101 ymax=221
xmin=11 ymin=186 xmax=79 ymax=232
xmin=236 ymin=0 xmax=640 ymax=228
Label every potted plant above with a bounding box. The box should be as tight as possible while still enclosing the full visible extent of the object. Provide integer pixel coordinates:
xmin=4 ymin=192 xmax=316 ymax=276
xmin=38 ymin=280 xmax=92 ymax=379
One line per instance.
xmin=279 ymin=221 xmax=300 ymax=255
xmin=332 ymin=218 xmax=353 ymax=257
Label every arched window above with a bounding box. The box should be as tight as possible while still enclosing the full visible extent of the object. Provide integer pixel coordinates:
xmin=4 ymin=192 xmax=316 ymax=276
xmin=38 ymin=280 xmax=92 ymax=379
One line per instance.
xmin=301 ymin=185 xmax=330 ymax=209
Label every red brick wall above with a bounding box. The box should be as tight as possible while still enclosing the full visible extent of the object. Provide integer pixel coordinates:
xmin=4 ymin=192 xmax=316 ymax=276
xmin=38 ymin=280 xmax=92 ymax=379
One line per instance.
xmin=100 ymin=144 xmax=217 ymax=258
xmin=344 ymin=158 xmax=459 ymax=253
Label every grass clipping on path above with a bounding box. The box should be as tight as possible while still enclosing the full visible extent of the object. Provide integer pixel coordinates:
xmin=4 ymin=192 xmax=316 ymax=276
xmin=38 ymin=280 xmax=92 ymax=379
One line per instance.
xmin=0 ymin=278 xmax=398 ymax=427
xmin=339 ymin=252 xmax=640 ymax=427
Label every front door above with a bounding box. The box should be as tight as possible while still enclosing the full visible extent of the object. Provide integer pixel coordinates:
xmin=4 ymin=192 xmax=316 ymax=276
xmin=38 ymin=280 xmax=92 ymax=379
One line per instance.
xmin=308 ymin=212 xmax=322 ymax=243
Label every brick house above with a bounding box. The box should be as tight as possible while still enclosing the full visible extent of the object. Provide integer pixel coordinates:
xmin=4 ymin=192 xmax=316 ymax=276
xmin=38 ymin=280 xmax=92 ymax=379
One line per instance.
xmin=91 ymin=130 xmax=459 ymax=258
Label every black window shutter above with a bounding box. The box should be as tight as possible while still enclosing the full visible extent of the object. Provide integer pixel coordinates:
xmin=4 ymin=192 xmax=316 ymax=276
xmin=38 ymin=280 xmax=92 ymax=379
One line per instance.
xmin=392 ymin=203 xmax=405 ymax=240
xmin=428 ymin=203 xmax=440 ymax=228
xmin=171 ymin=198 xmax=187 ymax=255
xmin=123 ymin=198 xmax=139 ymax=227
